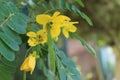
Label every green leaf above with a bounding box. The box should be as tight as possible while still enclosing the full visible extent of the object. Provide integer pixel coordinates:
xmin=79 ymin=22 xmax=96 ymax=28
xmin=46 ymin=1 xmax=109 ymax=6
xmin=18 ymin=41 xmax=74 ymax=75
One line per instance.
xmin=72 ymin=7 xmax=93 ymax=26
xmin=67 ymin=67 xmax=81 ymax=80
xmin=0 ymin=57 xmax=18 ymax=80
xmin=0 ymin=63 xmax=16 ymax=73
xmin=63 ymin=58 xmax=76 ymax=68
xmin=0 ymin=70 xmax=13 ymax=80
xmin=0 ymin=32 xmax=19 ymax=51
xmin=37 ymin=59 xmax=54 ymax=80
xmin=40 ymin=0 xmax=49 ymax=10
xmin=59 ymin=0 xmax=65 ymax=9
xmin=60 ymin=1 xmax=92 ymax=26
xmin=0 ymin=0 xmax=28 ymax=60
xmin=6 ymin=13 xmax=28 ymax=34
xmin=54 ymin=44 xmax=81 ymax=80
xmin=56 ymin=57 xmax=67 ymax=80
xmin=71 ymin=5 xmax=78 ymax=14
xmin=81 ymin=12 xmax=93 ymax=26
xmin=0 ymin=1 xmax=18 ymax=21
xmin=75 ymin=0 xmax=84 ymax=7
xmin=0 ymin=57 xmax=17 ymax=68
xmin=56 ymin=50 xmax=76 ymax=68
xmin=41 ymin=3 xmax=49 ymax=10
xmin=0 ymin=1 xmax=28 ymax=34
xmin=2 ymin=25 xmax=22 ymax=44
xmin=50 ymin=1 xmax=56 ymax=10
xmin=70 ymin=33 xmax=96 ymax=56
xmin=78 ymin=38 xmax=96 ymax=56
xmin=65 ymin=2 xmax=72 ymax=11
xmin=0 ymin=40 xmax=15 ymax=61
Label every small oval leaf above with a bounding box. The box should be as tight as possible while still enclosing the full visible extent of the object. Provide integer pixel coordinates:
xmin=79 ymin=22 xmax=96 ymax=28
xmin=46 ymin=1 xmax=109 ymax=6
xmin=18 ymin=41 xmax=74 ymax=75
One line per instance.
xmin=0 ymin=32 xmax=19 ymax=51
xmin=70 ymin=33 xmax=96 ymax=56
xmin=59 ymin=0 xmax=65 ymax=9
xmin=0 ymin=40 xmax=15 ymax=61
xmin=6 ymin=13 xmax=28 ymax=34
xmin=75 ymin=0 xmax=85 ymax=8
xmin=81 ymin=12 xmax=93 ymax=26
xmin=2 ymin=25 xmax=22 ymax=44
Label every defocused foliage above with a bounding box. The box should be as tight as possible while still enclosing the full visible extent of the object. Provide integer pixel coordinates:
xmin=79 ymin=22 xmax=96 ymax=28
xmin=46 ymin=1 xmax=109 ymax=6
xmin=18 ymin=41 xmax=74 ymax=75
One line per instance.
xmin=77 ymin=0 xmax=120 ymax=79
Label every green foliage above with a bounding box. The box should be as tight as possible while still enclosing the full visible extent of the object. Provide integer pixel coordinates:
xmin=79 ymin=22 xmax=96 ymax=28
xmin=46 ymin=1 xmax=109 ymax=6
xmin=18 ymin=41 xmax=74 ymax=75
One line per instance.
xmin=59 ymin=0 xmax=65 ymax=10
xmin=75 ymin=0 xmax=84 ymax=7
xmin=0 ymin=57 xmax=18 ymax=80
xmin=39 ymin=0 xmax=93 ymax=26
xmin=80 ymin=12 xmax=93 ymax=26
xmin=0 ymin=1 xmax=28 ymax=61
xmin=6 ymin=13 xmax=28 ymax=34
xmin=37 ymin=59 xmax=54 ymax=80
xmin=70 ymin=33 xmax=96 ymax=56
xmin=0 ymin=40 xmax=15 ymax=61
xmin=46 ymin=26 xmax=80 ymax=80
xmin=0 ymin=31 xmax=19 ymax=51
xmin=54 ymin=44 xmax=81 ymax=80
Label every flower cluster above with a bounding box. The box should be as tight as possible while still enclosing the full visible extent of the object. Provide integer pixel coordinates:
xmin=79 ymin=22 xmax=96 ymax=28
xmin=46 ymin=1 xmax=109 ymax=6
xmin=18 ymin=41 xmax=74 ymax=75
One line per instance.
xmin=20 ymin=11 xmax=79 ymax=74
xmin=27 ymin=30 xmax=47 ymax=46
xmin=27 ymin=11 xmax=78 ymax=47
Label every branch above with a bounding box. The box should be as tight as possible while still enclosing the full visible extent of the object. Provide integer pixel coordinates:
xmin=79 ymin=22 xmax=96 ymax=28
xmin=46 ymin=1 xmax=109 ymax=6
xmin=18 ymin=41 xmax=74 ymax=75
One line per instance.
xmin=0 ymin=13 xmax=14 ymax=27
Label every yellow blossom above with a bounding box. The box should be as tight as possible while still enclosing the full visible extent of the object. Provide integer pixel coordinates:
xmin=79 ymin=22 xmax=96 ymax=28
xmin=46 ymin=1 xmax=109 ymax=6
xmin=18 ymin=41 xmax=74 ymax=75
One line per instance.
xmin=36 ymin=11 xmax=70 ymax=38
xmin=20 ymin=51 xmax=37 ymax=74
xmin=27 ymin=30 xmax=47 ymax=46
xmin=62 ymin=21 xmax=78 ymax=38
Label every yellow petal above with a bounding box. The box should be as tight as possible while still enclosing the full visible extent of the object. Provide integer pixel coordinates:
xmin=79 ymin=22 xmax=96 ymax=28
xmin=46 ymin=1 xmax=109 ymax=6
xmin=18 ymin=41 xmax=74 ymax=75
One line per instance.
xmin=20 ymin=57 xmax=30 ymax=71
xmin=55 ymin=15 xmax=71 ymax=25
xmin=28 ymin=55 xmax=36 ymax=74
xmin=36 ymin=14 xmax=51 ymax=25
xmin=51 ymin=27 xmax=61 ymax=38
xmin=62 ymin=29 xmax=69 ymax=38
xmin=53 ymin=11 xmax=60 ymax=18
xmin=59 ymin=15 xmax=71 ymax=21
xmin=71 ymin=22 xmax=79 ymax=24
xmin=41 ymin=36 xmax=47 ymax=44
xmin=27 ymin=32 xmax=37 ymax=37
xmin=69 ymin=25 xmax=77 ymax=32
xmin=37 ymin=29 xmax=46 ymax=35
xmin=28 ymin=38 xmax=38 ymax=46
xmin=20 ymin=52 xmax=37 ymax=74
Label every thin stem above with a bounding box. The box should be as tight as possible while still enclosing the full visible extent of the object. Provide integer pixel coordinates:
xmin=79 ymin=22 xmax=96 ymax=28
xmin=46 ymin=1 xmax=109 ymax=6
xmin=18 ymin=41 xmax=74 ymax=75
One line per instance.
xmin=0 ymin=13 xmax=14 ymax=27
xmin=25 ymin=47 xmax=32 ymax=58
xmin=23 ymin=71 xmax=26 ymax=80
xmin=47 ymin=25 xmax=55 ymax=78
xmin=39 ymin=45 xmax=48 ymax=52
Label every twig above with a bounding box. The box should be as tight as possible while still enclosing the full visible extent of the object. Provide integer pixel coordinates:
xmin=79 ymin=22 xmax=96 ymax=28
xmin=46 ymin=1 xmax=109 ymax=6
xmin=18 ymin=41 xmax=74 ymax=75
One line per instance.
xmin=0 ymin=13 xmax=14 ymax=27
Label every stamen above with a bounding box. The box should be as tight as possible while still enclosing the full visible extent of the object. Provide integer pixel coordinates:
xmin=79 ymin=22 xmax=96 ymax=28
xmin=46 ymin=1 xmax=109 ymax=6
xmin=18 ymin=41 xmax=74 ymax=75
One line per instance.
xmin=49 ymin=21 xmax=54 ymax=28
xmin=49 ymin=21 xmax=53 ymax=25
xmin=38 ymin=35 xmax=43 ymax=41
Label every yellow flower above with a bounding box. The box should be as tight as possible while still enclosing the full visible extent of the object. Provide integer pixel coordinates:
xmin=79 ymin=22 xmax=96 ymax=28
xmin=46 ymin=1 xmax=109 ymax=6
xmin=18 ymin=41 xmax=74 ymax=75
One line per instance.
xmin=62 ymin=21 xmax=78 ymax=38
xmin=20 ymin=51 xmax=37 ymax=74
xmin=27 ymin=30 xmax=47 ymax=46
xmin=36 ymin=11 xmax=70 ymax=38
